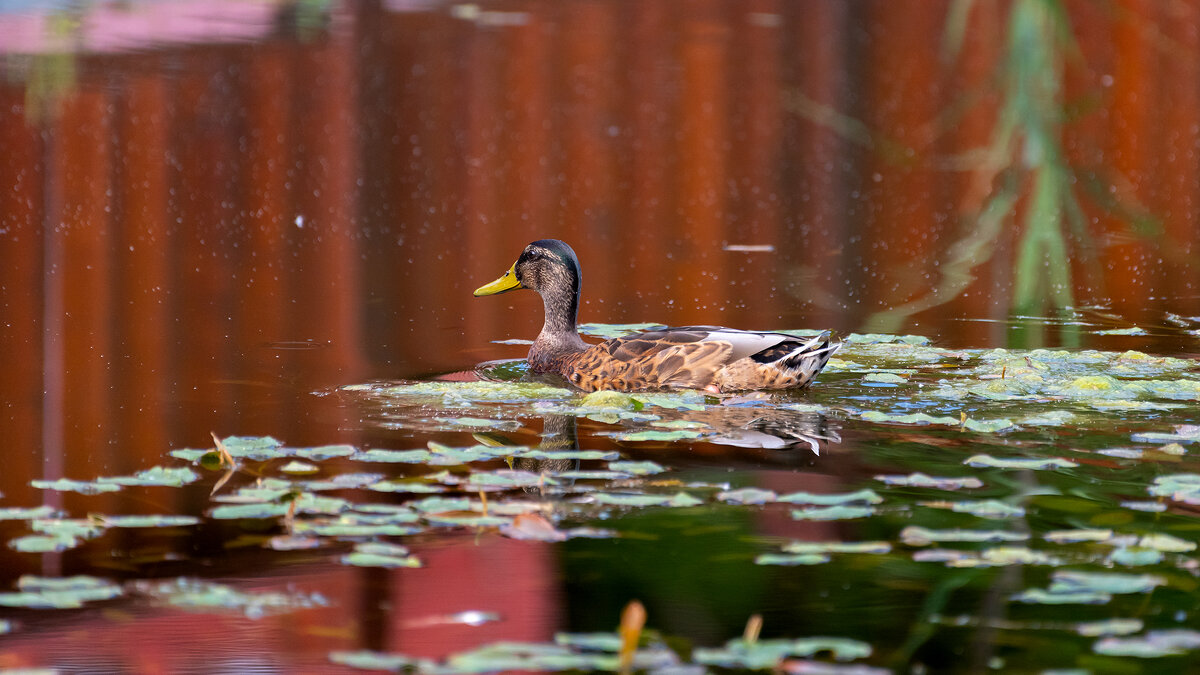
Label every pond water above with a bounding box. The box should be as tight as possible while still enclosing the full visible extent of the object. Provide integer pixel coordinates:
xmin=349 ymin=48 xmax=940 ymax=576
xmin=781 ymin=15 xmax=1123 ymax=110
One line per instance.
xmin=2 ymin=1 xmax=1200 ymax=673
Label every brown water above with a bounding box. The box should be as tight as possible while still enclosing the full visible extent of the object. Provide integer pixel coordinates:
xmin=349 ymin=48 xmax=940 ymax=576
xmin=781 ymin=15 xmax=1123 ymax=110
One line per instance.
xmin=2 ymin=1 xmax=1200 ymax=673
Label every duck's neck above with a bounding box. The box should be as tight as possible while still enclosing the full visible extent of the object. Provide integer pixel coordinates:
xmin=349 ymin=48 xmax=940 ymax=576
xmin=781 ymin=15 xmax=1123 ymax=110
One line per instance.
xmin=529 ymin=283 xmax=588 ymax=371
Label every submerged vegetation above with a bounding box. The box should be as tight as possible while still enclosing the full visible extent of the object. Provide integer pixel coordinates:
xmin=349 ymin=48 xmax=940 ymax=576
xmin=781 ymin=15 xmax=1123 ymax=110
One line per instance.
xmin=2 ymin=326 xmax=1198 ymax=671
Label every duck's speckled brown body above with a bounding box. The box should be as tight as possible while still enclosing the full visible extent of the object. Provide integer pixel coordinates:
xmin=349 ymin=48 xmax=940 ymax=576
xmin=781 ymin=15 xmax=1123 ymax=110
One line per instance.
xmin=474 ymin=239 xmax=839 ymax=393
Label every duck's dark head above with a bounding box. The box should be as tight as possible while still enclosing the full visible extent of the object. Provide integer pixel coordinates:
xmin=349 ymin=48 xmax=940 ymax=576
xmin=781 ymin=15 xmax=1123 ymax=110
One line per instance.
xmin=473 ymin=239 xmax=581 ymax=300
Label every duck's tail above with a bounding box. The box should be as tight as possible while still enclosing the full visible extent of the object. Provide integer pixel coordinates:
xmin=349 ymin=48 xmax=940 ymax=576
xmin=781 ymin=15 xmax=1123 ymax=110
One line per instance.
xmin=780 ymin=331 xmax=841 ymax=388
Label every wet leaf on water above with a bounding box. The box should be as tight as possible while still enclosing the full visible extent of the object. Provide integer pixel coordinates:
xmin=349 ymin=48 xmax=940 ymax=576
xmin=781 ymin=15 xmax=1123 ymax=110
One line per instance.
xmin=693 ymin=637 xmax=873 ymax=668
xmin=900 ymin=526 xmax=1028 ymax=546
xmin=0 ymin=506 xmax=58 ymax=521
xmin=1094 ymin=630 xmax=1200 ymax=657
xmin=607 ymin=429 xmax=706 ymax=442
xmin=409 ymin=496 xmax=474 ymax=513
xmin=352 ymin=448 xmax=434 ymax=464
xmin=555 ymin=470 xmax=632 ymax=481
xmin=629 ymin=392 xmax=710 ymax=411
xmin=468 ymin=470 xmax=558 ymax=488
xmin=98 ymin=515 xmax=200 ymax=528
xmin=0 ymin=575 xmax=124 ymax=609
xmin=1019 ymin=410 xmax=1077 ymax=426
xmin=1048 ymin=570 xmax=1165 ymax=595
xmin=1095 ymin=327 xmax=1147 ymax=335
xmin=1077 ymin=618 xmax=1144 ymax=637
xmin=1133 ymin=425 xmax=1200 ymax=444
xmin=607 ymin=460 xmax=666 ymax=476
xmin=945 ymin=499 xmax=1026 ymax=519
xmin=589 ymin=493 xmax=678 ymax=507
xmin=963 ymin=455 xmax=1078 ymax=470
xmin=668 ymin=492 xmax=705 ymax=507
xmin=860 ymin=411 xmax=1015 ymax=432
xmin=1120 ymin=500 xmax=1167 ymax=513
xmin=579 ymin=389 xmax=642 ymax=410
xmin=755 ymin=553 xmax=830 ymax=566
xmin=425 ymin=514 xmax=513 ymax=528
xmin=132 ymin=577 xmax=328 ymax=619
xmin=777 ymin=489 xmax=883 ymax=506
xmin=1012 ymin=588 xmax=1112 ymax=604
xmin=295 ymin=444 xmax=357 ymax=460
xmin=781 ymin=541 xmax=892 ymax=555
xmin=1043 ymin=529 xmax=1114 ymax=544
xmin=716 ymin=488 xmax=777 ymax=505
xmin=218 ymin=435 xmax=287 ymax=460
xmin=649 ymin=419 xmax=709 ymax=430
xmin=30 ymin=478 xmax=122 ymax=495
xmin=280 ymin=461 xmax=319 ymax=475
xmin=97 ymin=466 xmax=201 ymax=487
xmin=302 ymin=473 xmax=387 ymax=491
xmin=31 ymin=518 xmax=106 ymax=540
xmin=1136 ymin=532 xmax=1196 ymax=552
xmin=9 ymin=534 xmax=81 ymax=553
xmin=791 ymin=506 xmax=875 ymax=521
xmin=341 ymin=542 xmax=422 ymax=568
xmin=1108 ymin=547 xmax=1164 ymax=567
xmin=370 ymin=380 xmax=575 ymax=404
xmin=875 ymin=473 xmax=984 ymax=490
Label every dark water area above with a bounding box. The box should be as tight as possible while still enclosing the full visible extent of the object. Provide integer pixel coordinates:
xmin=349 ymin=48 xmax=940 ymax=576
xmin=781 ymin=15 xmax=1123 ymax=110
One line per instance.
xmin=2 ymin=1 xmax=1200 ymax=673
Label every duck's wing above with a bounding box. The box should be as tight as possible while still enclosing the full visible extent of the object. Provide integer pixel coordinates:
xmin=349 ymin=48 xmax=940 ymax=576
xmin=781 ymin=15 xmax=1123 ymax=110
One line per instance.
xmin=565 ymin=329 xmax=740 ymax=391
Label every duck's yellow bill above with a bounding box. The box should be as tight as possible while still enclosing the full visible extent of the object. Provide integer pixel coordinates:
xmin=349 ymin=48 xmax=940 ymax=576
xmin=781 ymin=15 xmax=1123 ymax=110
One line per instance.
xmin=473 ymin=263 xmax=522 ymax=296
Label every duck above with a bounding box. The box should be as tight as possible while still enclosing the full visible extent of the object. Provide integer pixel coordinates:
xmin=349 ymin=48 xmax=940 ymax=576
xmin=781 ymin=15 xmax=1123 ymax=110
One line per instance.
xmin=473 ymin=239 xmax=840 ymax=393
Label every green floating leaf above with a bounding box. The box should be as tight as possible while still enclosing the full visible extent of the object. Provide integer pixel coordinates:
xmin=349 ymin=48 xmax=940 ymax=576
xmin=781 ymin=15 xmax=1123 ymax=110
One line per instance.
xmin=1077 ymin=618 xmax=1144 ymax=637
xmin=280 ymin=461 xmax=319 ymax=475
xmin=791 ymin=506 xmax=875 ymax=521
xmin=425 ymin=514 xmax=512 ymax=528
xmin=694 ymin=637 xmax=872 ymax=668
xmin=606 ymin=460 xmax=665 ymax=476
xmin=579 ymin=390 xmax=642 ymax=410
xmin=100 ymin=515 xmax=200 ymax=528
xmin=963 ymin=455 xmax=1078 ymax=470
xmin=1044 ymin=529 xmax=1114 ymax=544
xmin=9 ymin=534 xmax=80 ymax=553
xmin=0 ymin=575 xmax=123 ymax=609
xmin=755 ymin=552 xmax=830 ymax=566
xmin=132 ymin=577 xmax=328 ymax=619
xmin=716 ymin=488 xmax=777 ymax=505
xmin=1049 ymin=571 xmax=1164 ymax=595
xmin=409 ymin=496 xmax=473 ymax=513
xmin=900 ymin=526 xmax=1027 ymax=546
xmin=367 ymin=380 xmax=574 ymax=404
xmin=31 ymin=478 xmax=121 ymax=495
xmin=219 ymin=435 xmax=288 ymax=460
xmin=31 ymin=518 xmax=105 ymax=540
xmin=1019 ymin=410 xmax=1077 ymax=426
xmin=590 ymin=493 xmax=677 ymax=507
xmin=875 ymin=473 xmax=983 ymax=490
xmin=0 ymin=505 xmax=58 ymax=521
xmin=608 ymin=429 xmax=705 ymax=442
xmin=1095 ymin=630 xmax=1200 ymax=657
xmin=295 ymin=444 xmax=357 ymax=460
xmin=341 ymin=542 xmax=422 ymax=568
xmin=1133 ymin=425 xmax=1200 ymax=445
xmin=353 ymin=449 xmax=433 ymax=464
xmin=1108 ymin=547 xmax=1164 ymax=567
xmin=555 ymin=470 xmax=630 ymax=481
xmin=860 ymin=411 xmax=1014 ymax=432
xmin=777 ymin=489 xmax=882 ymax=506
xmin=1011 ymin=588 xmax=1112 ymax=605
xmin=1137 ymin=532 xmax=1196 ymax=552
xmin=433 ymin=416 xmax=521 ymax=430
xmin=863 ymin=373 xmax=907 ymax=384
xmin=630 ymin=392 xmax=709 ymax=411
xmin=97 ymin=466 xmax=201 ymax=487
xmin=467 ymin=470 xmax=557 ymax=488
xmin=667 ymin=492 xmax=705 ymax=508
xmin=948 ymin=499 xmax=1025 ymax=519
xmin=1095 ymin=327 xmax=1147 ymax=335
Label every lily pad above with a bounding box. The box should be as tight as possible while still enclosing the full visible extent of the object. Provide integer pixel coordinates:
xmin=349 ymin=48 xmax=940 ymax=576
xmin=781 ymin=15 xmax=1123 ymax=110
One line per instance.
xmin=132 ymin=577 xmax=328 ymax=618
xmin=31 ymin=478 xmax=122 ymax=495
xmin=1094 ymin=630 xmax=1200 ymax=657
xmin=963 ymin=455 xmax=1078 ymax=470
xmin=0 ymin=575 xmax=124 ymax=608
